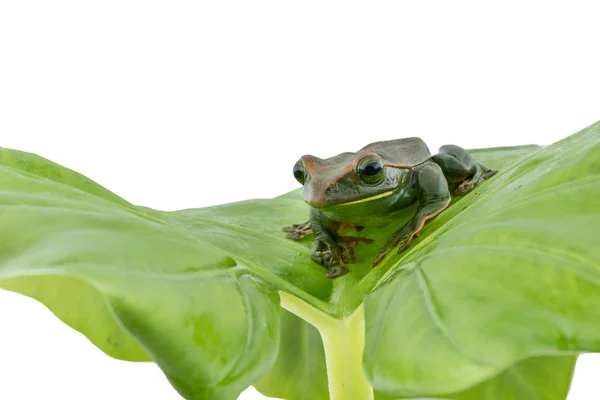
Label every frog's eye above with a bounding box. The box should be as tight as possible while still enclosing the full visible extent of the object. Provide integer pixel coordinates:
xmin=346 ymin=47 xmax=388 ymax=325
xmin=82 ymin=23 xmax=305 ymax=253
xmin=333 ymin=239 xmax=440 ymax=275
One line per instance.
xmin=293 ymin=160 xmax=306 ymax=185
xmin=357 ymin=156 xmax=384 ymax=184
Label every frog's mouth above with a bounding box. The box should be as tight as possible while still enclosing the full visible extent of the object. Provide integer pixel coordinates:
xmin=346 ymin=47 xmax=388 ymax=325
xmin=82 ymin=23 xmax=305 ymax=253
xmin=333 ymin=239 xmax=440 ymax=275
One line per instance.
xmin=303 ymin=186 xmax=397 ymax=209
xmin=337 ymin=189 xmax=395 ymax=206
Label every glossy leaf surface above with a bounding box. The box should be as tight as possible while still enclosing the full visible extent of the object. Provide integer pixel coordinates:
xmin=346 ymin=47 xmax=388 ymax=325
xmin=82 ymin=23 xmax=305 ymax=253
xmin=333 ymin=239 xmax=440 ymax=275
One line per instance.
xmin=254 ymin=308 xmax=329 ymax=400
xmin=0 ymin=121 xmax=598 ymax=400
xmin=0 ymin=148 xmax=280 ymax=400
xmin=364 ymin=123 xmax=600 ymax=396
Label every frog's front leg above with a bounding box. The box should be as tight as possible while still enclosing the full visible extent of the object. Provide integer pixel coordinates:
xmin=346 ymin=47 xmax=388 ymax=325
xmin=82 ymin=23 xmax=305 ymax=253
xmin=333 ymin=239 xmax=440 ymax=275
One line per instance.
xmin=309 ymin=208 xmax=373 ymax=278
xmin=373 ymin=162 xmax=451 ymax=266
xmin=283 ymin=221 xmax=365 ymax=241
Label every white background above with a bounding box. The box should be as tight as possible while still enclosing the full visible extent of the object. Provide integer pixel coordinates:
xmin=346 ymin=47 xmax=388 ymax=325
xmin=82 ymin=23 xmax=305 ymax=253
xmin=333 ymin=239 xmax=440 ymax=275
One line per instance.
xmin=1 ymin=1 xmax=599 ymax=399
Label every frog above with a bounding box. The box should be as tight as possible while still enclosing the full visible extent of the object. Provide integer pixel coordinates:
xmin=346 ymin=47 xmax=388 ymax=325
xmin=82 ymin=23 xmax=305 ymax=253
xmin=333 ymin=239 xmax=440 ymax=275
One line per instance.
xmin=283 ymin=137 xmax=497 ymax=278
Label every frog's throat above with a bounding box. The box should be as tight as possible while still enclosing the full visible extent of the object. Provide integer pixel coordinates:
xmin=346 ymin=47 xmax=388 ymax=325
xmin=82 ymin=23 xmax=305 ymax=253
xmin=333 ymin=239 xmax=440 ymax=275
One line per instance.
xmin=339 ymin=190 xmax=395 ymax=206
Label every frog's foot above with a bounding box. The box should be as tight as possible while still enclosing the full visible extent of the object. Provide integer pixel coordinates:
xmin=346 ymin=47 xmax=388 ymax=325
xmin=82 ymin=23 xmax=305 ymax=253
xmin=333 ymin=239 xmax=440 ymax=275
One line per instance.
xmin=326 ymin=265 xmax=348 ymax=279
xmin=311 ymin=239 xmax=349 ymax=278
xmin=283 ymin=221 xmax=313 ymax=240
xmin=312 ymin=239 xmax=341 ymax=268
xmin=311 ymin=235 xmax=373 ymax=278
xmin=336 ymin=235 xmax=374 ymax=264
xmin=373 ymin=228 xmax=415 ymax=267
xmin=453 ymin=166 xmax=498 ymax=196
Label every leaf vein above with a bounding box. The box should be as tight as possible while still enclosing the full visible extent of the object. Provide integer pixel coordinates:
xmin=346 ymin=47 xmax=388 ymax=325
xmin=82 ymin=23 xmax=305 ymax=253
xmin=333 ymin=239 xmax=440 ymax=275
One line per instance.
xmin=414 ymin=267 xmax=493 ymax=368
xmin=418 ymin=244 xmax=600 ymax=289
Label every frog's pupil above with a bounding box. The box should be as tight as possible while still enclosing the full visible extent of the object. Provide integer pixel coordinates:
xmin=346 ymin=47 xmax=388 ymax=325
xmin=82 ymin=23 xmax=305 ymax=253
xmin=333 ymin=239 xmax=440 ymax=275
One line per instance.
xmin=293 ymin=163 xmax=305 ymax=183
xmin=363 ymin=162 xmax=382 ymax=176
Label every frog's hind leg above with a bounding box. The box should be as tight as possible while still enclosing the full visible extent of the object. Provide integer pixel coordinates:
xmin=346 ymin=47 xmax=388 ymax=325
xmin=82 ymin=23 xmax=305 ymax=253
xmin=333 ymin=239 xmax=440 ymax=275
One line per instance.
xmin=432 ymin=144 xmax=497 ymax=196
xmin=283 ymin=221 xmax=313 ymax=240
xmin=373 ymin=162 xmax=451 ymax=266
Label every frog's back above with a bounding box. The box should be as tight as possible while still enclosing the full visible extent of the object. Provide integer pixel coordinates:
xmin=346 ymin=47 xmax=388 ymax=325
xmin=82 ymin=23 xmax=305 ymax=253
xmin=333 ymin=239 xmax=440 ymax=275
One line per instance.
xmin=359 ymin=137 xmax=431 ymax=168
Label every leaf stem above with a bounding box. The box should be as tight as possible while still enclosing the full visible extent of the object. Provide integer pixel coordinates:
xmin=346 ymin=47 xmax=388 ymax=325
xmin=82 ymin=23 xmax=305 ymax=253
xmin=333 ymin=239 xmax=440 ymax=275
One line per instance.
xmin=280 ymin=292 xmax=374 ymax=400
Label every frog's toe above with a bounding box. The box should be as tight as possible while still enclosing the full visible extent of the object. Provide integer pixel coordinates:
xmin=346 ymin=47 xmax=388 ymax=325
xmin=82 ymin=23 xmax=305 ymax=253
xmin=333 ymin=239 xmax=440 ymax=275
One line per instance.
xmin=373 ymin=245 xmax=393 ymax=267
xmin=311 ymin=248 xmax=334 ymax=269
xmin=327 ymin=265 xmax=349 ymax=279
xmin=338 ymin=236 xmax=374 ymax=247
xmin=373 ymin=233 xmax=413 ymax=266
xmin=396 ymin=235 xmax=413 ymax=254
xmin=452 ymin=182 xmax=474 ymax=196
xmin=312 ymin=248 xmax=350 ymax=278
xmin=483 ymin=168 xmax=498 ymax=179
xmin=372 ymin=252 xmax=387 ymax=267
xmin=285 ymin=231 xmax=304 ymax=240
xmin=453 ymin=167 xmax=498 ymax=196
xmin=311 ymin=241 xmax=341 ymax=268
xmin=337 ymin=223 xmax=366 ymax=234
xmin=283 ymin=221 xmax=313 ymax=241
xmin=337 ymin=236 xmax=372 ymax=264
xmin=339 ymin=246 xmax=357 ymax=264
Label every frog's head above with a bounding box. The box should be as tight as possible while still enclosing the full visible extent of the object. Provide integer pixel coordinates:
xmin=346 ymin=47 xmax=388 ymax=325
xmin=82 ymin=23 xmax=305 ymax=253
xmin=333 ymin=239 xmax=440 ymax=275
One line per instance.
xmin=292 ymin=152 xmax=403 ymax=209
xmin=291 ymin=138 xmax=431 ymax=209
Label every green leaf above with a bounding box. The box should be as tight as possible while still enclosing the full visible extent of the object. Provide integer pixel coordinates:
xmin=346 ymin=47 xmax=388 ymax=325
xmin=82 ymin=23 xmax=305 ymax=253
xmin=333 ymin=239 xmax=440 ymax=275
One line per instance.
xmin=374 ymin=355 xmax=576 ymax=400
xmin=363 ymin=122 xmax=600 ymax=397
xmin=449 ymin=355 xmax=576 ymax=400
xmin=254 ymin=308 xmax=329 ymax=400
xmin=0 ymin=148 xmax=280 ymax=400
xmin=0 ymin=122 xmax=598 ymax=400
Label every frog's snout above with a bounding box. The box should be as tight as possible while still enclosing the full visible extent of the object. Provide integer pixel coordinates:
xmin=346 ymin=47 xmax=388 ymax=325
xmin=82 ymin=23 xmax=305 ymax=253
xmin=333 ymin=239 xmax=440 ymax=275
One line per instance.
xmin=306 ymin=200 xmax=327 ymax=209
xmin=302 ymin=192 xmax=328 ymax=209
xmin=302 ymin=181 xmax=334 ymax=209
